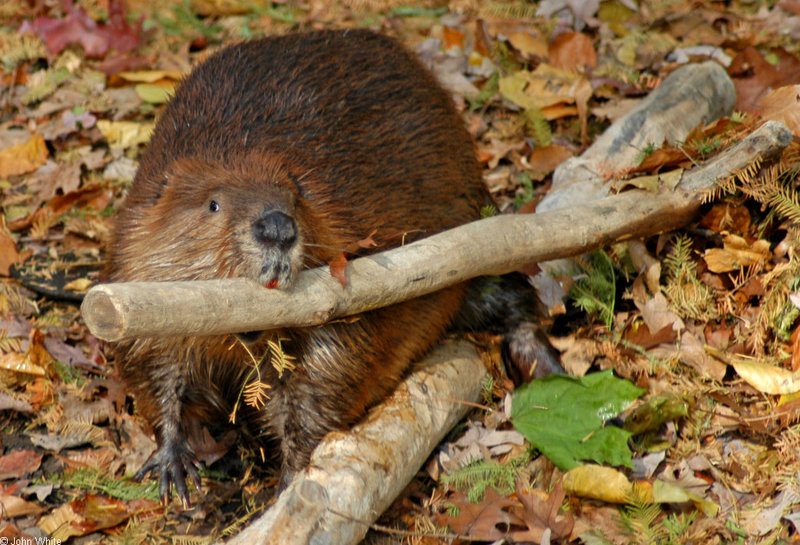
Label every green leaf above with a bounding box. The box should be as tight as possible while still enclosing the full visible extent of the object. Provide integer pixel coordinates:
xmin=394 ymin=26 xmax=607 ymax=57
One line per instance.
xmin=510 ymin=370 xmax=645 ymax=470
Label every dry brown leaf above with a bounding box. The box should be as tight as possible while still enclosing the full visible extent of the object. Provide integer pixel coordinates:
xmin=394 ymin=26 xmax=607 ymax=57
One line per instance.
xmin=704 ymin=235 xmax=771 ymax=273
xmin=435 ymin=488 xmax=523 ymax=541
xmin=507 ymin=30 xmax=548 ymax=59
xmin=0 ymin=224 xmax=19 ymax=276
xmin=757 ymin=85 xmax=800 ymax=136
xmin=0 ymin=494 xmax=43 ymax=517
xmin=511 ymin=479 xmax=574 ymax=542
xmin=0 ymin=450 xmax=42 ymax=480
xmin=548 ymin=31 xmax=597 ymax=72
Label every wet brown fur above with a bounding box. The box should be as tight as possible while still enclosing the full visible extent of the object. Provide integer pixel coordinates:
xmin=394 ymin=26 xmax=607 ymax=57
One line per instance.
xmin=105 ymin=29 xmax=489 ymax=494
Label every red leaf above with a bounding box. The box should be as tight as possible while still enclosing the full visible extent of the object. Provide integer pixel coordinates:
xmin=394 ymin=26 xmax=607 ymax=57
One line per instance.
xmin=329 ymin=253 xmax=348 ymax=288
xmin=70 ymin=494 xmax=130 ymax=532
xmin=19 ymin=0 xmax=141 ymax=59
xmin=0 ymin=450 xmax=42 ymax=480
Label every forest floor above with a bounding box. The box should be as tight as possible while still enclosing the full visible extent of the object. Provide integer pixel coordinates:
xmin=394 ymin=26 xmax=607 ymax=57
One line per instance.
xmin=2 ymin=0 xmax=800 ymax=544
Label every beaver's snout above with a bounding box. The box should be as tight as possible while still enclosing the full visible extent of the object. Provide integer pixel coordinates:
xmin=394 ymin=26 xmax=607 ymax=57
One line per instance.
xmin=252 ymin=210 xmax=297 ymax=249
xmin=252 ymin=209 xmax=298 ymax=289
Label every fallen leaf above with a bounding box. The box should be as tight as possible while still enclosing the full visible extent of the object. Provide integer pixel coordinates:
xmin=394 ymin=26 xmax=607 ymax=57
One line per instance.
xmin=506 ymin=30 xmax=548 ymax=59
xmin=0 ymin=226 xmax=20 ymax=276
xmin=329 ymin=252 xmax=348 ymax=288
xmin=563 ymin=464 xmax=639 ymax=503
xmin=733 ymin=358 xmax=800 ymax=395
xmin=704 ymin=235 xmax=771 ymax=273
xmin=511 ymin=479 xmax=574 ymax=542
xmin=20 ymin=0 xmax=142 ymax=59
xmin=96 ymin=120 xmax=154 ymax=149
xmin=134 ymin=83 xmax=175 ymax=104
xmin=0 ymin=450 xmax=43 ymax=480
xmin=0 ymin=494 xmax=43 ymax=517
xmin=117 ymin=69 xmax=183 ymax=83
xmin=758 ymin=84 xmax=800 ymax=136
xmin=0 ymin=134 xmax=48 ymax=178
xmin=549 ymin=31 xmax=597 ymax=72
xmin=435 ymin=488 xmax=522 ymax=541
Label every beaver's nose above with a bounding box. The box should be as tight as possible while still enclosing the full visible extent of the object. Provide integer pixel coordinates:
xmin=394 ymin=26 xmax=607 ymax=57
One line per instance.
xmin=252 ymin=210 xmax=297 ymax=249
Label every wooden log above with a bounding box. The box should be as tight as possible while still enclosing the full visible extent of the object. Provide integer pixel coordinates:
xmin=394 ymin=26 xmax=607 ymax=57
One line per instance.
xmin=221 ymin=340 xmax=486 ymax=545
xmin=539 ymin=60 xmax=737 ymax=213
xmin=81 ymin=120 xmax=792 ymax=342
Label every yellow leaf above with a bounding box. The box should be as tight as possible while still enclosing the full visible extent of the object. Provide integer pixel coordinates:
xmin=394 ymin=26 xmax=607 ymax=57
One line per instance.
xmin=732 ymin=359 xmax=800 ymax=395
xmin=0 ymin=351 xmax=47 ymax=377
xmin=0 ymin=133 xmax=48 ymax=177
xmin=652 ymin=480 xmax=719 ymax=516
xmin=499 ymin=64 xmax=581 ymax=113
xmin=64 ymin=277 xmax=93 ymax=292
xmin=135 ymin=83 xmax=175 ymax=104
xmin=563 ymin=464 xmax=635 ymax=503
xmin=507 ymin=30 xmax=548 ymax=58
xmin=97 ymin=120 xmax=155 ymax=150
xmin=117 ymin=69 xmax=184 ymax=83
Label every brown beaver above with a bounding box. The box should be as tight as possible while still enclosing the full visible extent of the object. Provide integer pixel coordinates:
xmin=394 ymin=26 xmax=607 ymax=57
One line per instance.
xmin=105 ymin=29 xmax=494 ymax=504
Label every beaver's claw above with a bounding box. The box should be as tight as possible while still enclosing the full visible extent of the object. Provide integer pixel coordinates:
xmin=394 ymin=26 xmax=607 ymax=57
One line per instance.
xmin=134 ymin=439 xmax=201 ymax=508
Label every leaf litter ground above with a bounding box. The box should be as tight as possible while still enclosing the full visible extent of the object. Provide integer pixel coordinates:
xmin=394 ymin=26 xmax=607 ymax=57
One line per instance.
xmin=2 ymin=1 xmax=800 ymax=543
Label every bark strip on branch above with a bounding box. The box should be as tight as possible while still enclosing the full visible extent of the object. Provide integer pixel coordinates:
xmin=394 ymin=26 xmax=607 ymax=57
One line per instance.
xmin=81 ymin=121 xmax=792 ymax=342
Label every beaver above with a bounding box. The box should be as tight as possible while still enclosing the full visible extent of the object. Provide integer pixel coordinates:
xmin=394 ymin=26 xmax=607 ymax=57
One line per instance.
xmin=105 ymin=28 xmax=559 ymax=505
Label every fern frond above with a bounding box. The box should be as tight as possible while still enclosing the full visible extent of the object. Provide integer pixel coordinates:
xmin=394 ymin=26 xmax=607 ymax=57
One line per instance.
xmin=479 ymin=0 xmax=538 ymax=19
xmin=243 ymin=380 xmax=270 ymax=409
xmin=523 ymin=107 xmax=552 ymax=146
xmin=765 ymin=182 xmax=800 ymax=223
xmin=267 ymin=337 xmax=295 ymax=376
xmin=662 ymin=234 xmax=716 ymax=321
xmin=570 ymin=251 xmax=617 ymax=329
xmin=617 ymin=487 xmax=665 ymax=544
xmin=442 ymin=455 xmax=529 ymax=502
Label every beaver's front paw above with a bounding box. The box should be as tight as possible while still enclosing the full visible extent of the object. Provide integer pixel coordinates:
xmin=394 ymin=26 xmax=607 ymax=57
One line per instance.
xmin=134 ymin=439 xmax=201 ymax=507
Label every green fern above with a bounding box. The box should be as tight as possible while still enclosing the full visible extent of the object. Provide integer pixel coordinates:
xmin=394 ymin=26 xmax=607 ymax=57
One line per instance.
xmin=45 ymin=467 xmax=160 ymax=501
xmin=442 ymin=454 xmax=529 ymax=502
xmin=663 ymin=511 xmax=697 ymax=542
xmin=570 ymin=250 xmax=617 ymax=329
xmin=514 ymin=172 xmax=535 ymax=208
xmin=480 ymin=374 xmax=495 ymax=406
xmin=523 ymin=107 xmax=552 ymax=146
xmin=468 ymin=71 xmax=499 ymax=112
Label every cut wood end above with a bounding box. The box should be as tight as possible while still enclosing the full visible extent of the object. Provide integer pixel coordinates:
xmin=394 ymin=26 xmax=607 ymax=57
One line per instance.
xmin=81 ymin=286 xmax=124 ymax=341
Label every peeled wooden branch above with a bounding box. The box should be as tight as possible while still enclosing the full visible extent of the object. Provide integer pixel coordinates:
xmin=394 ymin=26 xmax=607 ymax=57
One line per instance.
xmin=222 ymin=340 xmax=485 ymax=545
xmin=81 ymin=120 xmax=791 ymax=342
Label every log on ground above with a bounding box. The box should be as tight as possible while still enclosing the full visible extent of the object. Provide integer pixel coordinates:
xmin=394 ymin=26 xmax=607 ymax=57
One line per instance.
xmin=221 ymin=340 xmax=486 ymax=545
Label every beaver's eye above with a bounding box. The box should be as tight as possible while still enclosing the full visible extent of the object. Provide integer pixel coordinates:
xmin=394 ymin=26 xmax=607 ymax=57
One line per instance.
xmin=209 ymin=200 xmax=220 ymax=213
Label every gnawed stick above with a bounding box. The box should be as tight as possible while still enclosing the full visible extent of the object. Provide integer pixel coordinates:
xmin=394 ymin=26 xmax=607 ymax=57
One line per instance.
xmin=221 ymin=340 xmax=486 ymax=545
xmin=82 ymin=120 xmax=791 ymax=342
